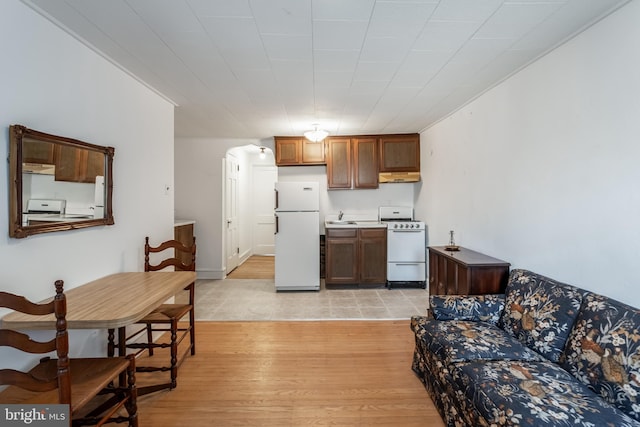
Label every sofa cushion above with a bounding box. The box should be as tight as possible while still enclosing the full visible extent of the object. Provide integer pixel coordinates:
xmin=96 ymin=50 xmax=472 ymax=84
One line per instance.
xmin=452 ymin=360 xmax=640 ymax=427
xmin=429 ymin=294 xmax=505 ymax=325
xmin=560 ymin=292 xmax=640 ymax=422
xmin=499 ymin=269 xmax=584 ymax=362
xmin=415 ymin=319 xmax=544 ymax=366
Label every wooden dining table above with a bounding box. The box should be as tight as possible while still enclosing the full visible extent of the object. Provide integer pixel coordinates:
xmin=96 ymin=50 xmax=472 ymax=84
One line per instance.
xmin=1 ymin=271 xmax=196 ymax=394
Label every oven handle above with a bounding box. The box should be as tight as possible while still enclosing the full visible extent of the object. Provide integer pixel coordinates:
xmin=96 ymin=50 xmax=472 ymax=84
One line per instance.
xmin=394 ymin=262 xmax=423 ymax=265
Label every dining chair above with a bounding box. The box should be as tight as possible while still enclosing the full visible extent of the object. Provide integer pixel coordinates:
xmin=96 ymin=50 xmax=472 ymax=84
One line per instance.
xmin=0 ymin=280 xmax=138 ymax=426
xmin=125 ymin=236 xmax=196 ymax=392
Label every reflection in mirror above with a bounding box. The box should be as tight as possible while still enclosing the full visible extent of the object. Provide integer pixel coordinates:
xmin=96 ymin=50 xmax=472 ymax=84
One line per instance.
xmin=9 ymin=125 xmax=114 ymax=238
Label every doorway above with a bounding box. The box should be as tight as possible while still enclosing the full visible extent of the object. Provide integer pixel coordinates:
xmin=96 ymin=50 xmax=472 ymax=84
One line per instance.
xmin=223 ymin=145 xmax=276 ymax=275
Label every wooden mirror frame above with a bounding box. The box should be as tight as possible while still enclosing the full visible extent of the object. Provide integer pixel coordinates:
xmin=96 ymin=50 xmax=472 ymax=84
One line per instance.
xmin=8 ymin=125 xmax=114 ymax=238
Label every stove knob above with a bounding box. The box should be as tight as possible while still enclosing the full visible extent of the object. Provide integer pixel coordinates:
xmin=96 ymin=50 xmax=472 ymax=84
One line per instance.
xmin=394 ymin=224 xmax=398 ymax=229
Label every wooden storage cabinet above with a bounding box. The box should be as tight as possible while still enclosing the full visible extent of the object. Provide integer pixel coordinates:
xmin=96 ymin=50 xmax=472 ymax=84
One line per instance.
xmin=379 ymin=134 xmax=420 ymax=172
xmin=428 ymin=246 xmax=510 ymax=296
xmin=326 ymin=137 xmax=352 ymax=188
xmin=325 ymin=227 xmax=386 ymax=286
xmin=326 ymin=137 xmax=378 ymax=189
xmin=174 ymin=221 xmax=195 ymax=265
xmin=22 ymin=139 xmax=55 ymax=164
xmin=352 ymin=137 xmax=378 ymax=189
xmin=275 ymin=136 xmax=325 ymax=165
xmin=358 ymin=228 xmax=387 ymax=283
xmin=54 ymin=145 xmax=105 ymax=183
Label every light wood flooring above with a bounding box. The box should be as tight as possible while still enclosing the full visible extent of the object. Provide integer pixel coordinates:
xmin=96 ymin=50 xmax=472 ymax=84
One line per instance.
xmin=227 ymin=255 xmax=274 ymax=279
xmin=135 ymin=320 xmax=444 ymax=427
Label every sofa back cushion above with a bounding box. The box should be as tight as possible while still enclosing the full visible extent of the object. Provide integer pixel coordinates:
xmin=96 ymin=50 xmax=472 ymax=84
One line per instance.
xmin=498 ymin=269 xmax=584 ymax=362
xmin=560 ymin=292 xmax=640 ymax=422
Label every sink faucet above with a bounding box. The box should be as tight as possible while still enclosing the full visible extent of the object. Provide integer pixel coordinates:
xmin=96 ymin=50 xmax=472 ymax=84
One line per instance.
xmin=338 ymin=210 xmax=344 ymax=220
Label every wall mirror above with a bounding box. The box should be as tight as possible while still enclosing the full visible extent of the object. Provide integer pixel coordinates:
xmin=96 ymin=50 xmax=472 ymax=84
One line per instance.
xmin=8 ymin=124 xmax=114 ymax=238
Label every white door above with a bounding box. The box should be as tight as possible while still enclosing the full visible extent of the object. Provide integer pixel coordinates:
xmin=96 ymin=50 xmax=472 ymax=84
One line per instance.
xmin=252 ymin=165 xmax=277 ymax=255
xmin=225 ymin=154 xmax=239 ymax=273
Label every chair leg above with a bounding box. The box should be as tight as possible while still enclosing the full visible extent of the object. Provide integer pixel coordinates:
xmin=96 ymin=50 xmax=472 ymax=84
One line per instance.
xmin=189 ymin=308 xmax=196 ymax=356
xmin=170 ymin=319 xmax=178 ymax=389
xmin=125 ymin=355 xmax=139 ymax=427
xmin=146 ymin=324 xmax=154 ymax=356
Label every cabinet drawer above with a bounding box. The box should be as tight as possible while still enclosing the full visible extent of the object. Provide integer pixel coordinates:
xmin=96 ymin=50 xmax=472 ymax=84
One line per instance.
xmin=388 ymin=262 xmax=425 ymax=282
xmin=326 ymin=228 xmax=357 ymax=238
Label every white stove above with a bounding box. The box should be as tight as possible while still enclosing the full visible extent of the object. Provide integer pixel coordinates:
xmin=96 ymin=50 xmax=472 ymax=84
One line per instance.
xmin=378 ymin=207 xmax=427 ymax=289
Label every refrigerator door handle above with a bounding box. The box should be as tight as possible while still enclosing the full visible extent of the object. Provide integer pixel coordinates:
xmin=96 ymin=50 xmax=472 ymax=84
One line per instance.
xmin=275 ymin=214 xmax=279 ymax=234
xmin=274 ymin=189 xmax=279 ymax=210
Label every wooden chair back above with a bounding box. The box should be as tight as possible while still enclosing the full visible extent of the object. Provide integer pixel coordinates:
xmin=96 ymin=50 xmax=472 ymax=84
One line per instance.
xmin=144 ymin=236 xmax=196 ymax=272
xmin=0 ymin=281 xmax=70 ymax=403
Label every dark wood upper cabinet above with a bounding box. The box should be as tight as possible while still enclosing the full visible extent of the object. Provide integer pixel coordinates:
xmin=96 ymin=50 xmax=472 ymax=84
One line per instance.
xmin=54 ymin=145 xmax=105 ymax=183
xmin=327 ymin=137 xmax=379 ymax=189
xmin=352 ymin=137 xmax=378 ymax=189
xmin=326 ymin=137 xmax=352 ymax=189
xmin=379 ymin=134 xmax=420 ymax=172
xmin=22 ymin=139 xmax=55 ymax=164
xmin=275 ymin=136 xmax=325 ymax=165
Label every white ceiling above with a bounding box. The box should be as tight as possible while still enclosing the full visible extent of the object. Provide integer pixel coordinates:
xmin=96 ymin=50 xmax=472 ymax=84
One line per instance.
xmin=23 ymin=0 xmax=629 ymax=139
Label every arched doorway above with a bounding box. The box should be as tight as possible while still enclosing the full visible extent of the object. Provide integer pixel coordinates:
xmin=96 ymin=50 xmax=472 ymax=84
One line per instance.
xmin=224 ymin=144 xmax=276 ymax=274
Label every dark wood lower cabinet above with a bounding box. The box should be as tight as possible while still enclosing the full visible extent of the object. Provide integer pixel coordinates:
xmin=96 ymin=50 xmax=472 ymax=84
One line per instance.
xmin=428 ymin=246 xmax=510 ymax=296
xmin=325 ymin=227 xmax=386 ymax=287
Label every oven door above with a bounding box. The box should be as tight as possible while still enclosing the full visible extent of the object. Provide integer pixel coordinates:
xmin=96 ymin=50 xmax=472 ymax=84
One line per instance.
xmin=387 ymin=229 xmax=426 ymax=263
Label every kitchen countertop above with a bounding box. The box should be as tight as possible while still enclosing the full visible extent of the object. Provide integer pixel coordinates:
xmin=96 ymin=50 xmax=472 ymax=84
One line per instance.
xmin=174 ymin=219 xmax=196 ymax=227
xmin=324 ymin=220 xmax=387 ymax=229
xmin=25 ymin=214 xmax=95 ymax=222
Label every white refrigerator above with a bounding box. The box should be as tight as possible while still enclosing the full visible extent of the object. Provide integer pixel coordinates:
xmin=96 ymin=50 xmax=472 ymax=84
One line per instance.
xmin=274 ymin=182 xmax=320 ymax=291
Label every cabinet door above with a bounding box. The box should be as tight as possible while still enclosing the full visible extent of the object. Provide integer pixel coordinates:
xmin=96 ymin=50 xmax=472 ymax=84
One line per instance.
xmin=22 ymin=139 xmax=55 ymax=164
xmin=174 ymin=223 xmax=195 ymax=265
xmin=55 ymin=145 xmax=104 ymax=183
xmin=326 ymin=137 xmax=352 ymax=189
xmin=379 ymin=134 xmax=420 ymax=172
xmin=359 ymin=228 xmax=386 ymax=283
xmin=275 ymin=137 xmax=301 ymax=165
xmin=325 ymin=229 xmax=358 ymax=284
xmin=352 ymin=137 xmax=378 ymax=189
xmin=301 ymin=139 xmax=325 ymax=164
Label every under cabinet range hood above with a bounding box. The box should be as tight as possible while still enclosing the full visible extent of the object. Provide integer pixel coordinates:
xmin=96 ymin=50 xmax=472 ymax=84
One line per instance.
xmin=378 ymin=172 xmax=420 ymax=183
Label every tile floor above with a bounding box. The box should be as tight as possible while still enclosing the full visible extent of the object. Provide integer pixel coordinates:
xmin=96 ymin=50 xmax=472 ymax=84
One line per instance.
xmin=194 ymin=279 xmax=430 ymax=321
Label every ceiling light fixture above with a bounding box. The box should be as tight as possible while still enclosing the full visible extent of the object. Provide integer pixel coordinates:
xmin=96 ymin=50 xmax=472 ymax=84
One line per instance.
xmin=259 ymin=147 xmax=266 ymax=159
xmin=304 ymin=124 xmax=328 ymax=142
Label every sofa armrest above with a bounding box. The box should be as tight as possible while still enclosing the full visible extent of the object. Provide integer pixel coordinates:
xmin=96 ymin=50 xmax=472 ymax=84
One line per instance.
xmin=429 ymin=294 xmax=505 ymax=324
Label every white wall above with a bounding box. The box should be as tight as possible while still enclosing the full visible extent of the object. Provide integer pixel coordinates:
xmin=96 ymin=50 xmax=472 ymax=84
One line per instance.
xmin=0 ymin=1 xmax=175 ymax=361
xmin=416 ymin=1 xmax=640 ymax=306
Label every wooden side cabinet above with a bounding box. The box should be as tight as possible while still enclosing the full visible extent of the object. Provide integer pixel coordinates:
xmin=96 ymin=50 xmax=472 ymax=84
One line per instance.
xmin=174 ymin=221 xmax=195 ymax=266
xmin=428 ymin=246 xmax=510 ymax=296
xmin=275 ymin=136 xmax=325 ymax=165
xmin=325 ymin=227 xmax=386 ymax=286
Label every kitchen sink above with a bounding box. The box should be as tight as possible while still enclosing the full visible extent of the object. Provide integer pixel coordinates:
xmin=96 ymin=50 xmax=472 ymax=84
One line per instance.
xmin=326 ymin=220 xmax=357 ymax=225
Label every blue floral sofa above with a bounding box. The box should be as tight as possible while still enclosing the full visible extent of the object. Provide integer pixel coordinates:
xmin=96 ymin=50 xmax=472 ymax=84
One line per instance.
xmin=411 ymin=269 xmax=640 ymax=427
